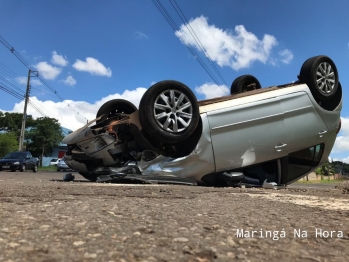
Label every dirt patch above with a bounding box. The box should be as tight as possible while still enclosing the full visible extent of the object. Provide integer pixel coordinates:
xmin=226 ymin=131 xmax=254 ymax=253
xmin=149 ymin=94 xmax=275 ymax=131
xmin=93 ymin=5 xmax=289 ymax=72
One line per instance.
xmin=246 ymin=192 xmax=349 ymax=211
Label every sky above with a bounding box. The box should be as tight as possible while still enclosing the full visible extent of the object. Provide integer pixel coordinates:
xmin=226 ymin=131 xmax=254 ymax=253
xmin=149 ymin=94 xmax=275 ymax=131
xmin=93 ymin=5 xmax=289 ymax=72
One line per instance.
xmin=0 ymin=0 xmax=348 ymax=163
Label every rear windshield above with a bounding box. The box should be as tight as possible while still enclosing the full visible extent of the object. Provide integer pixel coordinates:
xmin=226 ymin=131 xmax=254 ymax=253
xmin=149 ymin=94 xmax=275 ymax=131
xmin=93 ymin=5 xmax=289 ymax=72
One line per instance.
xmin=3 ymin=152 xmax=27 ymax=159
xmin=50 ymin=159 xmax=58 ymax=162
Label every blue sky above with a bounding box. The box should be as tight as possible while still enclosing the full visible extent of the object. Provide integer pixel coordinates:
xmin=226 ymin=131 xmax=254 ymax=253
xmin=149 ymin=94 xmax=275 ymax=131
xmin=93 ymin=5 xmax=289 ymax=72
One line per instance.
xmin=0 ymin=0 xmax=348 ymax=162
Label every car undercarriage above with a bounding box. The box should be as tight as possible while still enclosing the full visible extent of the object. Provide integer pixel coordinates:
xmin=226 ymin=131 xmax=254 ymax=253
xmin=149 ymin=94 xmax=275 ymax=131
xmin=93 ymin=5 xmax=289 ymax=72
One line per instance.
xmin=63 ymin=55 xmax=342 ymax=187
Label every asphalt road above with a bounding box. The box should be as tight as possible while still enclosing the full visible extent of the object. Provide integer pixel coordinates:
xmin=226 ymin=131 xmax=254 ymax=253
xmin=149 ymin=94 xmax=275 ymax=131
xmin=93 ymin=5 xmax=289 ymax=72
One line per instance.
xmin=0 ymin=170 xmax=348 ymax=262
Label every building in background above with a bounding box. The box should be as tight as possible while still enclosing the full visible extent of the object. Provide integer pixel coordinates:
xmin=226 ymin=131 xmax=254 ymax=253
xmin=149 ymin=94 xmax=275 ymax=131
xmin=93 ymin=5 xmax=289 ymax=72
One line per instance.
xmin=42 ymin=126 xmax=72 ymax=166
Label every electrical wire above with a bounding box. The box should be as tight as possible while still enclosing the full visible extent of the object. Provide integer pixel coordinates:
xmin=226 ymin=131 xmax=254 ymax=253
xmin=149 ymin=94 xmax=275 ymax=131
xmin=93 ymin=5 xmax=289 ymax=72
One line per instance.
xmin=0 ymin=70 xmax=56 ymax=117
xmin=0 ymin=35 xmax=89 ymax=122
xmin=0 ymin=75 xmax=25 ymax=95
xmin=0 ymin=81 xmax=49 ymax=117
xmin=0 ymin=83 xmax=24 ymax=100
xmin=151 ymin=0 xmax=226 ymax=91
xmin=170 ymin=0 xmax=228 ymax=87
xmin=151 ymin=0 xmax=229 ymax=94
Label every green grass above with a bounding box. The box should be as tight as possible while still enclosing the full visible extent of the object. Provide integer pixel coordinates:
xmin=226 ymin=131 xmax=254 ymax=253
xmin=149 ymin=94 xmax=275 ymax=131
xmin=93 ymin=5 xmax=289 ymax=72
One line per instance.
xmin=38 ymin=166 xmax=56 ymax=171
xmin=296 ymin=178 xmax=346 ymax=184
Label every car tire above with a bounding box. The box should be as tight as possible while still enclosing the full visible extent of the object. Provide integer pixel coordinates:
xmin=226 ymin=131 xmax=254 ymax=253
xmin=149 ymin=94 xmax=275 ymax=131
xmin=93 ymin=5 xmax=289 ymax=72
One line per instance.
xmin=139 ymin=80 xmax=200 ymax=143
xmin=96 ymin=99 xmax=137 ymax=124
xmin=299 ymin=56 xmax=338 ymax=101
xmin=79 ymin=172 xmax=97 ymax=182
xmin=230 ymin=75 xmax=262 ymax=94
xmin=57 ymin=169 xmax=60 ymax=172
xmin=11 ymin=169 xmax=15 ymax=172
xmin=33 ymin=165 xmax=38 ymax=173
xmin=20 ymin=164 xmax=25 ymax=172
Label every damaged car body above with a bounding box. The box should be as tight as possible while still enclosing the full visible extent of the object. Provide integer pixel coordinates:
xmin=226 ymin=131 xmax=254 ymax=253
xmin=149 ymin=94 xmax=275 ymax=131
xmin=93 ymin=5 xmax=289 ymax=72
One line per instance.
xmin=63 ymin=55 xmax=342 ymax=187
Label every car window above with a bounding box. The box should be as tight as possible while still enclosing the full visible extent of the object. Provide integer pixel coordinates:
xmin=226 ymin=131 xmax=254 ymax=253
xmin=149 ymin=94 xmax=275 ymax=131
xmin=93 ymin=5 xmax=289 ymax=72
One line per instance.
xmin=282 ymin=143 xmax=324 ymax=184
xmin=3 ymin=152 xmax=26 ymax=159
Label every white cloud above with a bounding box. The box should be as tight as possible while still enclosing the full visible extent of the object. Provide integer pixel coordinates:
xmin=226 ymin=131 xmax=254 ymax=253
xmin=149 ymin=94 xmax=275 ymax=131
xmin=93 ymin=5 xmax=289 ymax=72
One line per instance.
xmin=135 ymin=31 xmax=148 ymax=39
xmin=195 ymin=83 xmax=229 ymax=99
xmin=35 ymin=61 xmax=62 ymax=80
xmin=279 ymin=49 xmax=293 ymax=64
xmin=2 ymin=87 xmax=147 ymax=131
xmin=332 ymin=117 xmax=349 ymax=153
xmin=51 ymin=51 xmax=68 ymax=67
xmin=72 ymin=57 xmax=112 ymax=77
xmin=63 ymin=75 xmax=76 ymax=86
xmin=16 ymin=76 xmax=42 ymax=86
xmin=175 ymin=16 xmax=278 ymax=70
xmin=342 ymin=156 xmax=349 ymax=164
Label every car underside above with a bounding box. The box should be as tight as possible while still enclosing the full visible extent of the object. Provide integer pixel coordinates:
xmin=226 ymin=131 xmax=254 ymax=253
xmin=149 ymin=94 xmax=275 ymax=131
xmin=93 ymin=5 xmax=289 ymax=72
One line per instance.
xmin=63 ymin=55 xmax=342 ymax=187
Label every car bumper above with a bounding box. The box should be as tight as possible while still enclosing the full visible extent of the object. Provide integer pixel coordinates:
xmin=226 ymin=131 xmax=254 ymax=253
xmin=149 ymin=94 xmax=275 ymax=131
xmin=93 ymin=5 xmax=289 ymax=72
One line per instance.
xmin=0 ymin=164 xmax=21 ymax=171
xmin=57 ymin=166 xmax=73 ymax=170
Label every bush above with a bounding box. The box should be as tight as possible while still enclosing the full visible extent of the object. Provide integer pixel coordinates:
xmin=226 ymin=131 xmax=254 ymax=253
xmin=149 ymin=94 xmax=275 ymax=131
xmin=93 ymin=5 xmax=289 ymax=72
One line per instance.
xmin=0 ymin=132 xmax=18 ymax=158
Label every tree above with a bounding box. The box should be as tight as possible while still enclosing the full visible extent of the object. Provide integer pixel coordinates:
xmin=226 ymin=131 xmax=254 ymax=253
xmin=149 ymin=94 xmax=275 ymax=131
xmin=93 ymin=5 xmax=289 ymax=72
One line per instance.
xmin=315 ymin=161 xmax=336 ymax=180
xmin=0 ymin=111 xmax=35 ymax=140
xmin=25 ymin=117 xmax=64 ymax=166
xmin=0 ymin=132 xmax=18 ymax=158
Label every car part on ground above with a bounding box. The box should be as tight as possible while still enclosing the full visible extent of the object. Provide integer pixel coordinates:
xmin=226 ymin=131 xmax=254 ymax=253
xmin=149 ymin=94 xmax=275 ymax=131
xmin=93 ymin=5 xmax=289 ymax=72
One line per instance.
xmin=230 ymin=74 xmax=262 ymax=94
xmin=63 ymin=55 xmax=342 ymax=187
xmin=63 ymin=173 xmax=75 ymax=182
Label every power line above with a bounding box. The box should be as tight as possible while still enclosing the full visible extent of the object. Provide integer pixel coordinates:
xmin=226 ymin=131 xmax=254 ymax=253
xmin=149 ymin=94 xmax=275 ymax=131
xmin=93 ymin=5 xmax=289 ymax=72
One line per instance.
xmin=151 ymin=0 xmax=226 ymax=91
xmin=0 ymin=35 xmax=89 ymax=123
xmin=0 ymin=75 xmax=25 ymax=95
xmin=151 ymin=0 xmax=229 ymax=94
xmin=0 ymin=61 xmax=20 ymax=79
xmin=0 ymin=81 xmax=49 ymax=117
xmin=28 ymin=99 xmax=47 ymax=117
xmin=169 ymin=0 xmax=228 ymax=87
xmin=0 ymin=83 xmax=23 ymax=100
xmin=0 ymin=70 xmax=56 ymax=117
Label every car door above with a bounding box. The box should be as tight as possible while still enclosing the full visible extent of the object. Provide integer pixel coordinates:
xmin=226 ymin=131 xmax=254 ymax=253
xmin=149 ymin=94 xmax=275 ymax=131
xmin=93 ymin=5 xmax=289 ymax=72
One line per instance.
xmin=279 ymin=91 xmax=328 ymax=154
xmin=207 ymin=96 xmax=288 ymax=172
xmin=24 ymin=153 xmax=34 ymax=169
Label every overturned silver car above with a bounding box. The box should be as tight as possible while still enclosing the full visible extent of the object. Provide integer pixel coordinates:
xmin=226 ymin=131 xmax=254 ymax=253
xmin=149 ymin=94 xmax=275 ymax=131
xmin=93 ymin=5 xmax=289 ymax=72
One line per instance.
xmin=63 ymin=55 xmax=342 ymax=186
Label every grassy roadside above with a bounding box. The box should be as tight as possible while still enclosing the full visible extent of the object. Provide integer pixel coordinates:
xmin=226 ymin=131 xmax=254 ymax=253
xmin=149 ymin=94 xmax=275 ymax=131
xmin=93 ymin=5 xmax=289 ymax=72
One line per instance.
xmin=38 ymin=166 xmax=56 ymax=171
xmin=296 ymin=178 xmax=347 ymax=184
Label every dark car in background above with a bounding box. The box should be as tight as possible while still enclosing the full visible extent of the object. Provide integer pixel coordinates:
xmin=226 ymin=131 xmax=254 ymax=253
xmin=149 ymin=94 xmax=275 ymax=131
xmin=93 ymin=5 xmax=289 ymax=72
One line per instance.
xmin=0 ymin=151 xmax=39 ymax=172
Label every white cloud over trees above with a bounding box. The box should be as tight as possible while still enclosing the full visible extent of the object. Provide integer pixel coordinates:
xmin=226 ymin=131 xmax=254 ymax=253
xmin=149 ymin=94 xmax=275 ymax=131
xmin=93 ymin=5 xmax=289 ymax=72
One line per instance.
xmin=6 ymin=87 xmax=147 ymax=131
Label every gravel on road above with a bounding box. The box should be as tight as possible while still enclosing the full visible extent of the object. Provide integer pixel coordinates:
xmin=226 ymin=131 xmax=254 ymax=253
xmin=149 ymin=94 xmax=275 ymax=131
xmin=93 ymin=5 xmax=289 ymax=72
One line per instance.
xmin=0 ymin=171 xmax=348 ymax=262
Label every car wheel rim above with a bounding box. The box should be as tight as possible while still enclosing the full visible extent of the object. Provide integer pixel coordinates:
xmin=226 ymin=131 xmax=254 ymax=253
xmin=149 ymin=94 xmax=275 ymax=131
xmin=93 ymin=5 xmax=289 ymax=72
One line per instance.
xmin=316 ymin=62 xmax=336 ymax=94
xmin=153 ymin=90 xmax=193 ymax=133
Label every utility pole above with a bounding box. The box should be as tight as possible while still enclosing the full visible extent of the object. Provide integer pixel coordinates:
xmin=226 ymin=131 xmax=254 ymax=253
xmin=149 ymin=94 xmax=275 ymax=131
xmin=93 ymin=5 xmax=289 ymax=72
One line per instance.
xmin=18 ymin=69 xmax=31 ymax=151
xmin=18 ymin=69 xmax=38 ymax=151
